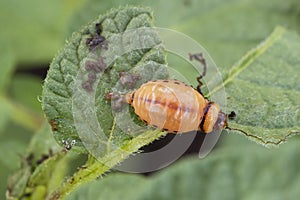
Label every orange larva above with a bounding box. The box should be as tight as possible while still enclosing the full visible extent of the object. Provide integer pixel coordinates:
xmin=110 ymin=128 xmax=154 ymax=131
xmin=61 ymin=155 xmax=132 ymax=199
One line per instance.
xmin=125 ymin=79 xmax=227 ymax=133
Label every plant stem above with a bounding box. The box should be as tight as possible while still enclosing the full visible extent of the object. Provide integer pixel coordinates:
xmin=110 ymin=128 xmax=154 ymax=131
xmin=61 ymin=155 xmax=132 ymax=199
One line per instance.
xmin=47 ymin=129 xmax=166 ymax=200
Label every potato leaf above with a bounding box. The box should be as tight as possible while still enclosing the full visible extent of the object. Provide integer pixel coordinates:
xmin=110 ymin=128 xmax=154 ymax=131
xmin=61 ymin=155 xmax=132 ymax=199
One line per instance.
xmin=223 ymin=27 xmax=300 ymax=146
xmin=65 ymin=138 xmax=300 ymax=200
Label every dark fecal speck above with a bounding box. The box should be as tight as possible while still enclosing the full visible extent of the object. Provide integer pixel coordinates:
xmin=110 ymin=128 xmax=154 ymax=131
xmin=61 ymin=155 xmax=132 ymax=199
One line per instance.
xmin=49 ymin=119 xmax=58 ymax=131
xmin=36 ymin=154 xmax=50 ymax=165
xmin=85 ymin=57 xmax=106 ymax=73
xmin=95 ymin=23 xmax=102 ymax=35
xmin=86 ymin=34 xmax=107 ymax=51
xmin=82 ymin=81 xmax=93 ymax=92
xmin=85 ymin=60 xmax=97 ymax=71
xmin=88 ymin=72 xmax=97 ymax=83
xmin=228 ymin=111 xmax=236 ymax=120
xmin=119 ymin=72 xmax=140 ymax=89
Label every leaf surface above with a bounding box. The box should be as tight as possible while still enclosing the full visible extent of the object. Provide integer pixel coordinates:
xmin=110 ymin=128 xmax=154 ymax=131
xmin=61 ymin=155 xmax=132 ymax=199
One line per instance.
xmin=224 ymin=27 xmax=300 ymax=146
xmin=65 ymin=138 xmax=300 ymax=200
xmin=68 ymin=0 xmax=300 ymax=73
xmin=42 ymin=6 xmax=167 ymax=153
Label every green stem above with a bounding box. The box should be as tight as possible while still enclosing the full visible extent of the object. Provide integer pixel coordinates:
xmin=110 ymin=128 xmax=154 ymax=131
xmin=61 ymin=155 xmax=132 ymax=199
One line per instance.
xmin=47 ymin=129 xmax=166 ymax=200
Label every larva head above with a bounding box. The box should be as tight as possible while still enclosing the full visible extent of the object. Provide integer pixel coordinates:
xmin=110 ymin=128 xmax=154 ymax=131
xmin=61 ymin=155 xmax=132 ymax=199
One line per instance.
xmin=202 ymin=103 xmax=227 ymax=133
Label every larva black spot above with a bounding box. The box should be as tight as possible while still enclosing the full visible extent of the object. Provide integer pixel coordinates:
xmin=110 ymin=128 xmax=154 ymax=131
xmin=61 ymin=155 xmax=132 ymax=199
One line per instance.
xmin=163 ymin=80 xmax=169 ymax=83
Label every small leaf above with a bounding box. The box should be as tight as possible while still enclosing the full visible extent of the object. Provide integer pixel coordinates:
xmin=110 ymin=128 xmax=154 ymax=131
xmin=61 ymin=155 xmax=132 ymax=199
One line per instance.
xmin=6 ymin=166 xmax=31 ymax=199
xmin=65 ymin=139 xmax=300 ymax=200
xmin=26 ymin=122 xmax=62 ymax=166
xmin=6 ymin=123 xmax=65 ymax=199
xmin=223 ymin=27 xmax=300 ymax=146
xmin=1 ymin=122 xmax=31 ymax=199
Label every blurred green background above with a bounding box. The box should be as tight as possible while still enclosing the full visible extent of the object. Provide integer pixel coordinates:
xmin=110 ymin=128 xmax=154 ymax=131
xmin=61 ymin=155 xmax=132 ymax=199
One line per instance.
xmin=0 ymin=0 xmax=299 ymax=199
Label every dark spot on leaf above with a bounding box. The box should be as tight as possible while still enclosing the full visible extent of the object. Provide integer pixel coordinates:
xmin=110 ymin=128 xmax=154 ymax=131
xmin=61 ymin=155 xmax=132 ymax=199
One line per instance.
xmin=108 ymin=92 xmax=126 ymax=112
xmin=86 ymin=34 xmax=108 ymax=51
xmin=95 ymin=23 xmax=103 ymax=35
xmin=49 ymin=119 xmax=58 ymax=131
xmin=119 ymin=72 xmax=140 ymax=89
xmin=36 ymin=154 xmax=50 ymax=165
xmin=88 ymin=72 xmax=97 ymax=83
xmin=25 ymin=153 xmax=34 ymax=166
xmin=85 ymin=57 xmax=106 ymax=73
xmin=228 ymin=111 xmax=236 ymax=120
xmin=183 ymin=0 xmax=192 ymax=6
xmin=82 ymin=81 xmax=93 ymax=92
xmin=69 ymin=177 xmax=75 ymax=184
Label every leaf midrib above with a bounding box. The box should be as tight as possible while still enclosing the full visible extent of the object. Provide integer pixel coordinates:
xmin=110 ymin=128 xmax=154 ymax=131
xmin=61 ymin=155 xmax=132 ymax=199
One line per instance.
xmin=207 ymin=26 xmax=286 ymax=97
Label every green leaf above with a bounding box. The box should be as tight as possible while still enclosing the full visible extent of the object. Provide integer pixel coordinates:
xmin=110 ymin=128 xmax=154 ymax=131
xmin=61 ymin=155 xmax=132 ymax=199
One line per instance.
xmin=26 ymin=123 xmax=62 ymax=166
xmin=66 ymin=138 xmax=300 ymax=200
xmin=0 ymin=122 xmax=31 ymax=200
xmin=222 ymin=27 xmax=300 ymax=146
xmin=68 ymin=0 xmax=300 ymax=72
xmin=42 ymin=6 xmax=167 ymax=153
xmin=6 ymin=166 xmax=32 ymax=199
xmin=42 ymin=6 xmax=168 ymax=199
xmin=6 ymin=123 xmax=65 ymax=199
xmin=65 ymin=2 xmax=300 ymax=147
